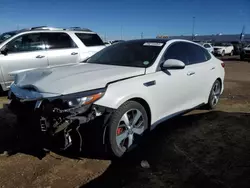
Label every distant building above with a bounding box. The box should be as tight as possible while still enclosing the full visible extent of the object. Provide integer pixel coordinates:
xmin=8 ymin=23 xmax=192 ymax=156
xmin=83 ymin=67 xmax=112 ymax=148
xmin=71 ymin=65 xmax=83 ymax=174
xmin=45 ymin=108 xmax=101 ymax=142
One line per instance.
xmin=166 ymin=34 xmax=250 ymax=42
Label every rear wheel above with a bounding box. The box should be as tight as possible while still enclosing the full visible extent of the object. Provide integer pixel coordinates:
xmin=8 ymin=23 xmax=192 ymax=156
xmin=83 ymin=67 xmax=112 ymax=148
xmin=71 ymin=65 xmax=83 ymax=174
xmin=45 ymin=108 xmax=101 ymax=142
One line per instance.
xmin=205 ymin=80 xmax=222 ymax=110
xmin=107 ymin=101 xmax=148 ymax=157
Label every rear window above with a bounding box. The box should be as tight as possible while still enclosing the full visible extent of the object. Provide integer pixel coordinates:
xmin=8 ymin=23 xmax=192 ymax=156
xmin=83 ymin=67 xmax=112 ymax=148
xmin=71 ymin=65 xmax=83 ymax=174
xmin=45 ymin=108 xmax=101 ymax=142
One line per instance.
xmin=75 ymin=33 xmax=104 ymax=46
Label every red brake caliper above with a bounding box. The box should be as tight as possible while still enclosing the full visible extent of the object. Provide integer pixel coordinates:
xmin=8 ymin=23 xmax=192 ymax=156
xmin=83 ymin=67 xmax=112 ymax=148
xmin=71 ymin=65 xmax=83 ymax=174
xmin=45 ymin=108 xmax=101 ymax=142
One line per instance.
xmin=117 ymin=127 xmax=123 ymax=135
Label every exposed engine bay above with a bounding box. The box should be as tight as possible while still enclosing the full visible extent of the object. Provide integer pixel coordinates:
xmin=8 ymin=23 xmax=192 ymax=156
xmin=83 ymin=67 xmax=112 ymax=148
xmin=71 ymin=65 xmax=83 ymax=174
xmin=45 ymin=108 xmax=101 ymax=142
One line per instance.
xmin=8 ymin=90 xmax=113 ymax=152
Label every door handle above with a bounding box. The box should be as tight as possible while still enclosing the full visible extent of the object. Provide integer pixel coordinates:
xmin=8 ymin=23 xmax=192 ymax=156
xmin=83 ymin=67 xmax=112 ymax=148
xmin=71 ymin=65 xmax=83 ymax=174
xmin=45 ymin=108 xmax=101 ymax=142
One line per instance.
xmin=36 ymin=55 xmax=45 ymax=58
xmin=210 ymin=67 xmax=215 ymax=70
xmin=187 ymin=71 xmax=195 ymax=76
xmin=71 ymin=52 xmax=78 ymax=55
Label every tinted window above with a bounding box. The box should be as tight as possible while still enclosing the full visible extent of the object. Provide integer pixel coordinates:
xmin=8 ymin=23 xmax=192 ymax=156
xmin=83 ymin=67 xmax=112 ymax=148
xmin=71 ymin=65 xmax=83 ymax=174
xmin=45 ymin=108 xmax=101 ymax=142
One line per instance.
xmin=186 ymin=43 xmax=209 ymax=64
xmin=203 ymin=47 xmax=212 ymax=60
xmin=86 ymin=41 xmax=165 ymax=67
xmin=5 ymin=33 xmax=45 ymax=53
xmin=163 ymin=42 xmax=189 ymax=65
xmin=75 ymin=33 xmax=104 ymax=46
xmin=44 ymin=33 xmax=77 ymax=49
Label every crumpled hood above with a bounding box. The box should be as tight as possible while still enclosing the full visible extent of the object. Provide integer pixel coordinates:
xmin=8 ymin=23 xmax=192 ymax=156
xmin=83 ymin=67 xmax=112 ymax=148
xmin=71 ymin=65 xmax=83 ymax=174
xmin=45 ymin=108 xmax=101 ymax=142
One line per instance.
xmin=14 ymin=63 xmax=145 ymax=95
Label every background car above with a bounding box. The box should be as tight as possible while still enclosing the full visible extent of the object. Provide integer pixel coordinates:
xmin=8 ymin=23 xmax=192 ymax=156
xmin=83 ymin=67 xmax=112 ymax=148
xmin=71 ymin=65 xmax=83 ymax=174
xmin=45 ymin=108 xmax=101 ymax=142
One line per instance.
xmin=0 ymin=26 xmax=106 ymax=91
xmin=213 ymin=42 xmax=234 ymax=56
xmin=202 ymin=43 xmax=214 ymax=53
xmin=240 ymin=44 xmax=250 ymax=60
xmin=9 ymin=39 xmax=225 ymax=157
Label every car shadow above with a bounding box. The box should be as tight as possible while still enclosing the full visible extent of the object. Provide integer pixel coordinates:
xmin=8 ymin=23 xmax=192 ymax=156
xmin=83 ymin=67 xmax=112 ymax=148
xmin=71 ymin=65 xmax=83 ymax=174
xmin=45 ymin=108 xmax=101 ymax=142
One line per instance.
xmin=0 ymin=105 xmax=49 ymax=159
xmin=1 ymin=105 xmax=250 ymax=188
xmin=81 ymin=111 xmax=250 ymax=188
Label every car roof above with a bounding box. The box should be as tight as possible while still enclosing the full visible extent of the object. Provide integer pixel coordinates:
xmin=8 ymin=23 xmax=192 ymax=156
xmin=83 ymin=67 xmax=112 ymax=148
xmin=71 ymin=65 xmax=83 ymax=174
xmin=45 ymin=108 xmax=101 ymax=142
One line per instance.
xmin=1 ymin=27 xmax=97 ymax=36
xmin=127 ymin=39 xmax=170 ymax=43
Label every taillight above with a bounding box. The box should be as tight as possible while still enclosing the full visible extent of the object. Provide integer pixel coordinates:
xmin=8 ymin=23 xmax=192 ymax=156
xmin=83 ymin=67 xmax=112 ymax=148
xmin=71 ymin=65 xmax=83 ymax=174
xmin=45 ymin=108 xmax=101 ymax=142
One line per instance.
xmin=221 ymin=62 xmax=225 ymax=68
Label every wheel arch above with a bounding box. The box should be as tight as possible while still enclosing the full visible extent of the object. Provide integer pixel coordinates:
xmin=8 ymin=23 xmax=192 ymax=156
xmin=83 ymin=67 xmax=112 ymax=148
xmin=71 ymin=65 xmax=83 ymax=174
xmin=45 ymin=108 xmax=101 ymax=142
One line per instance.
xmin=127 ymin=97 xmax=152 ymax=127
xmin=216 ymin=77 xmax=223 ymax=94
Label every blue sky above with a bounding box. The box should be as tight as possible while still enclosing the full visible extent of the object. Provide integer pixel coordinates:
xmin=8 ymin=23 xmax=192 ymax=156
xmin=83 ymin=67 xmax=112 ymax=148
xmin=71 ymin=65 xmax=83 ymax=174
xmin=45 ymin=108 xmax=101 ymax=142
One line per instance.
xmin=0 ymin=0 xmax=249 ymax=40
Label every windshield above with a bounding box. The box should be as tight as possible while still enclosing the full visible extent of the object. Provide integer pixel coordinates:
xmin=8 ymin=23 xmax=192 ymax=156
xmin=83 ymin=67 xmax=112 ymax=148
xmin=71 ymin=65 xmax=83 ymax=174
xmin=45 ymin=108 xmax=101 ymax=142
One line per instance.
xmin=214 ymin=43 xmax=231 ymax=46
xmin=86 ymin=40 xmax=165 ymax=68
xmin=0 ymin=32 xmax=16 ymax=43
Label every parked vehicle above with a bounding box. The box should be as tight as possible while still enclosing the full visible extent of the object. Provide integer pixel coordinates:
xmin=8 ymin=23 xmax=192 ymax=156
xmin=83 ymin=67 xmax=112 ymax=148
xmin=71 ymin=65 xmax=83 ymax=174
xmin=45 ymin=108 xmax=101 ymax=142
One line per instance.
xmin=104 ymin=40 xmax=125 ymax=46
xmin=202 ymin=43 xmax=214 ymax=53
xmin=8 ymin=39 xmax=225 ymax=157
xmin=240 ymin=44 xmax=250 ymax=60
xmin=0 ymin=26 xmax=105 ymax=91
xmin=104 ymin=41 xmax=112 ymax=46
xmin=213 ymin=42 xmax=234 ymax=56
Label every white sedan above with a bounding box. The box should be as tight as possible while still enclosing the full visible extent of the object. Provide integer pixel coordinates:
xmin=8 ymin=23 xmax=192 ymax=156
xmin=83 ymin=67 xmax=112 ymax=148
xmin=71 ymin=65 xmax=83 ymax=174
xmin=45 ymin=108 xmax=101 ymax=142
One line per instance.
xmin=203 ymin=43 xmax=214 ymax=54
xmin=8 ymin=39 xmax=225 ymax=157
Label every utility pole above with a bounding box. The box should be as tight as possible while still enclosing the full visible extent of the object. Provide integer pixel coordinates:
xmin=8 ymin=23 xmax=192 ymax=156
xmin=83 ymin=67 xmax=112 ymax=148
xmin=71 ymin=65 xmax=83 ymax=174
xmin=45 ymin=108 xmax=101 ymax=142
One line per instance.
xmin=192 ymin=16 xmax=195 ymax=41
xmin=141 ymin=32 xmax=143 ymax=39
xmin=240 ymin=25 xmax=245 ymax=42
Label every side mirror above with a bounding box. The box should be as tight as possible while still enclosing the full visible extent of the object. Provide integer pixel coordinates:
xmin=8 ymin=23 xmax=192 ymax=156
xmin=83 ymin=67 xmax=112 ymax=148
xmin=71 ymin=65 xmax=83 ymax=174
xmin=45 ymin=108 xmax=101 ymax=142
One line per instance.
xmin=161 ymin=59 xmax=185 ymax=70
xmin=1 ymin=48 xmax=8 ymax=56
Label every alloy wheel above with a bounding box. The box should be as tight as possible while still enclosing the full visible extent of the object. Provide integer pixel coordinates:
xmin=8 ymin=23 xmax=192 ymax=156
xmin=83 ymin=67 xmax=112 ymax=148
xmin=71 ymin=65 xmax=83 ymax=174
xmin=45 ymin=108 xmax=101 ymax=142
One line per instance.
xmin=116 ymin=109 xmax=144 ymax=152
xmin=211 ymin=81 xmax=221 ymax=106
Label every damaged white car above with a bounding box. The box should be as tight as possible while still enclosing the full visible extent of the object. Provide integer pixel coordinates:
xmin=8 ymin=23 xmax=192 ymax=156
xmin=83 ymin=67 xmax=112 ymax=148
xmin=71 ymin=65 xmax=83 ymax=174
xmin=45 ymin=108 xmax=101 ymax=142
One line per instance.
xmin=8 ymin=39 xmax=225 ymax=157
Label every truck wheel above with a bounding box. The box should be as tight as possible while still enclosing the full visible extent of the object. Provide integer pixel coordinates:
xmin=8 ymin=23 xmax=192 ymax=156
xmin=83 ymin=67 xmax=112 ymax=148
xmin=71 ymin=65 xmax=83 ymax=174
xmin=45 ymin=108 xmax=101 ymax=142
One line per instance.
xmin=107 ymin=101 xmax=149 ymax=157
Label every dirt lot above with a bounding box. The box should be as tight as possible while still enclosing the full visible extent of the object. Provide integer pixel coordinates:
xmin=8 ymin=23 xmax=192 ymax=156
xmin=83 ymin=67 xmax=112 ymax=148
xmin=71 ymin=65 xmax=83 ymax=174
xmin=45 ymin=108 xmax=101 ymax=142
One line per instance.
xmin=0 ymin=57 xmax=250 ymax=188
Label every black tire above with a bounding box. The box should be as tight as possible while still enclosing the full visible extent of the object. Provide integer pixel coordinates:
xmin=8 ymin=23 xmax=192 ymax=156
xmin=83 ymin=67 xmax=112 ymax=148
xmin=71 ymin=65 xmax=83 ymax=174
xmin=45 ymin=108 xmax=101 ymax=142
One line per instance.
xmin=205 ymin=80 xmax=221 ymax=110
xmin=107 ymin=101 xmax=148 ymax=157
xmin=240 ymin=55 xmax=244 ymax=61
xmin=230 ymin=50 xmax=233 ymax=56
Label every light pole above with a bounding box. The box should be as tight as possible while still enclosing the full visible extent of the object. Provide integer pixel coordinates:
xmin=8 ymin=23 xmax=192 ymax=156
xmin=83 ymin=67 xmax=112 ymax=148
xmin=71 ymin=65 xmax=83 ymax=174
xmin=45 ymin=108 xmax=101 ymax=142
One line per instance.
xmin=141 ymin=32 xmax=143 ymax=39
xmin=192 ymin=16 xmax=195 ymax=41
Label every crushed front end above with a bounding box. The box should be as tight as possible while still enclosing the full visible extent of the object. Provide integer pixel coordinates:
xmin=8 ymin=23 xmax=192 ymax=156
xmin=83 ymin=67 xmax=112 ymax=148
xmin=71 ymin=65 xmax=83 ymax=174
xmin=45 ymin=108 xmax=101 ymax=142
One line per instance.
xmin=8 ymin=84 xmax=112 ymax=152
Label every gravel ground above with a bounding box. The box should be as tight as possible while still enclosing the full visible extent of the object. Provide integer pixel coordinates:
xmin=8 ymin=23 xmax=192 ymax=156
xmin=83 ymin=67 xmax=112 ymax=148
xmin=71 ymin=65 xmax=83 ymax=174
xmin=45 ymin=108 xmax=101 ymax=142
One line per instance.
xmin=0 ymin=57 xmax=249 ymax=188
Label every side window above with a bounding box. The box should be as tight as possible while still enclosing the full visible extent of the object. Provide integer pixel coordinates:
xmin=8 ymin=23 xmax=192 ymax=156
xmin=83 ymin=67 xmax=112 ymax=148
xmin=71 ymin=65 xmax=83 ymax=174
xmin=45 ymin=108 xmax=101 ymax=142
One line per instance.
xmin=163 ymin=42 xmax=189 ymax=65
xmin=186 ymin=43 xmax=209 ymax=64
xmin=203 ymin=47 xmax=212 ymax=61
xmin=5 ymin=33 xmax=45 ymax=53
xmin=75 ymin=33 xmax=104 ymax=46
xmin=44 ymin=33 xmax=77 ymax=50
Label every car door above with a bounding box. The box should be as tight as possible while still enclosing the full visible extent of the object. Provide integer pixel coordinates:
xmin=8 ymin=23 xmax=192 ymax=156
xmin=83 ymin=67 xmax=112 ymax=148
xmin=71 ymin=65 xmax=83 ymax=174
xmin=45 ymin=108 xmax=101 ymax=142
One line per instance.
xmin=185 ymin=43 xmax=215 ymax=104
xmin=0 ymin=33 xmax=48 ymax=88
xmin=43 ymin=32 xmax=80 ymax=67
xmin=152 ymin=42 xmax=199 ymax=121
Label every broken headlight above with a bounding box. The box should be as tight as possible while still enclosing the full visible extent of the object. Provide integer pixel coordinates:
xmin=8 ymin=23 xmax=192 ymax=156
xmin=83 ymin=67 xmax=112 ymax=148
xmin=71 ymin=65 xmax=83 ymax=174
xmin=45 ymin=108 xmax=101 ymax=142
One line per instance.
xmin=61 ymin=88 xmax=105 ymax=108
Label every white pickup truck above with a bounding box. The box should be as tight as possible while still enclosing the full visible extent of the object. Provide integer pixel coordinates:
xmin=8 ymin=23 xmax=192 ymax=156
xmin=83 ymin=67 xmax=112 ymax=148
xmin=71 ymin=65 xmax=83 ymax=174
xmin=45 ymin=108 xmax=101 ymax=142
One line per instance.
xmin=213 ymin=43 xmax=234 ymax=56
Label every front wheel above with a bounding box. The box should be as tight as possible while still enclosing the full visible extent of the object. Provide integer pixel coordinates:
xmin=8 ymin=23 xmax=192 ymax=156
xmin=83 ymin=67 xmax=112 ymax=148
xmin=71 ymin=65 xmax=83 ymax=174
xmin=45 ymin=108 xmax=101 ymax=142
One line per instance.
xmin=205 ymin=80 xmax=222 ymax=110
xmin=107 ymin=101 xmax=148 ymax=157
